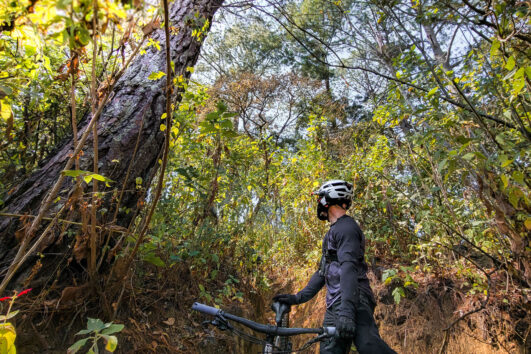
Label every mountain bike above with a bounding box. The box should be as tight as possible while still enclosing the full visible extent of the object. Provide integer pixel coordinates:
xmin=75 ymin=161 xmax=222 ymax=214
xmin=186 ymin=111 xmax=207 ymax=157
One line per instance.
xmin=192 ymin=301 xmax=336 ymax=353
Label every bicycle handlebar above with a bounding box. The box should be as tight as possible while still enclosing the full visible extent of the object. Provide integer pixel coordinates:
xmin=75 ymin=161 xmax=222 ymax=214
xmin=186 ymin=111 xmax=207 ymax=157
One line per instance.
xmin=192 ymin=302 xmax=336 ymax=337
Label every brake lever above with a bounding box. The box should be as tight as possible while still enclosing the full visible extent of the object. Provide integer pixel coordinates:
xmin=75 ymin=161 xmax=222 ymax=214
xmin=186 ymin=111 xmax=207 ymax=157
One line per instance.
xmin=212 ymin=314 xmax=233 ymax=331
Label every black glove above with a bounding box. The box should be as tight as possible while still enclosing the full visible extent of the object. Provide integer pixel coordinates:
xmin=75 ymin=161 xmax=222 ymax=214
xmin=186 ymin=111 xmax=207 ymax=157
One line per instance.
xmin=272 ymin=294 xmax=298 ymax=305
xmin=336 ymin=316 xmax=356 ymax=338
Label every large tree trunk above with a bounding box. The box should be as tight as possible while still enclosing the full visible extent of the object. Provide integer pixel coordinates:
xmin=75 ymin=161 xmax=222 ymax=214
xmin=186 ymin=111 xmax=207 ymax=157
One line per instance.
xmin=0 ymin=0 xmax=223 ymax=288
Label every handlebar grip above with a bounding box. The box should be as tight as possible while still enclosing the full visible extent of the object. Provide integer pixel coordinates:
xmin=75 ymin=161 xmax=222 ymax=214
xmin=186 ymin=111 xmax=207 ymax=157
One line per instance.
xmin=324 ymin=327 xmax=336 ymax=336
xmin=192 ymin=302 xmax=221 ymax=317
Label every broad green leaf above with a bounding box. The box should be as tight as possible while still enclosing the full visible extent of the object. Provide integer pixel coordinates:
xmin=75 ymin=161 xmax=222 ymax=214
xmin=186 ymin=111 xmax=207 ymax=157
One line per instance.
xmin=144 ymin=254 xmax=165 ymax=267
xmin=505 ymin=56 xmax=515 ymax=70
xmin=490 ymin=39 xmax=500 ymax=58
xmin=87 ymin=318 xmax=106 ymax=332
xmin=501 ymin=159 xmax=513 ymax=168
xmin=67 ymin=337 xmax=89 ymax=353
xmin=0 ymin=85 xmax=12 ymax=97
xmin=101 ymin=324 xmax=124 ymax=335
xmin=0 ymin=311 xmax=19 ymax=321
xmin=462 ymin=153 xmax=475 ymax=161
xmin=62 ymin=170 xmax=87 ymax=178
xmin=512 ymin=171 xmax=524 ymax=185
xmin=508 ymin=188 xmax=522 ymax=209
xmin=382 ymin=269 xmax=396 ymax=283
xmin=77 ymin=27 xmax=91 ymax=46
xmin=91 ymin=174 xmax=112 ymax=182
xmin=62 ymin=170 xmax=113 ymax=184
xmin=513 ymin=75 xmax=525 ymax=95
xmin=392 ymin=287 xmax=405 ymax=304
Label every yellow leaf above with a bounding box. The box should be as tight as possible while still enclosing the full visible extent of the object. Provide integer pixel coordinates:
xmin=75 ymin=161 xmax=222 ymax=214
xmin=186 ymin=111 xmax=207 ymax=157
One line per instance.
xmin=160 ymin=124 xmax=166 ymax=131
xmin=525 ymin=218 xmax=531 ymax=230
xmin=0 ymin=322 xmax=16 ymax=354
xmin=104 ymin=335 xmax=118 ymax=352
xmin=1 ymin=100 xmax=12 ymax=120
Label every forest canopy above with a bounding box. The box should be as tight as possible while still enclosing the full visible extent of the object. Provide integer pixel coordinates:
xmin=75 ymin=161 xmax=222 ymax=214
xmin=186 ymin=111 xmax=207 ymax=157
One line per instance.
xmin=0 ymin=0 xmax=529 ymax=352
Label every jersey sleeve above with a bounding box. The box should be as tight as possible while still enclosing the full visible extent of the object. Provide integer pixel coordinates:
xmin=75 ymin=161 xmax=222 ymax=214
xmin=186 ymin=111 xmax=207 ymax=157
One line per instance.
xmin=335 ymin=220 xmax=363 ymax=318
xmin=295 ymin=271 xmax=325 ymax=304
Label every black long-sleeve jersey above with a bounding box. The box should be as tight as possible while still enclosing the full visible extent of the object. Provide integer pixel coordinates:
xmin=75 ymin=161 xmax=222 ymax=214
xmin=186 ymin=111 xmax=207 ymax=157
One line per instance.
xmin=294 ymin=215 xmax=373 ymax=318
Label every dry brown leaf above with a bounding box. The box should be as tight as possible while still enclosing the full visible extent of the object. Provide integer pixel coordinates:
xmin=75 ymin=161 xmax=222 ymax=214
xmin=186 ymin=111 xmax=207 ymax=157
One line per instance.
xmin=163 ymin=317 xmax=175 ymax=326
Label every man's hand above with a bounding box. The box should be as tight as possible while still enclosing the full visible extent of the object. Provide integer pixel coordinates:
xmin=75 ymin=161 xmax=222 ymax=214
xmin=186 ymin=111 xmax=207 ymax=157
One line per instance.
xmin=272 ymin=294 xmax=298 ymax=305
xmin=336 ymin=316 xmax=356 ymax=338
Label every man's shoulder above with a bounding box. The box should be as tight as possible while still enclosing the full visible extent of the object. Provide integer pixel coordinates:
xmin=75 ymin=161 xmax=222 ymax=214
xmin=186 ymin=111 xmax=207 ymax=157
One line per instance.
xmin=332 ymin=215 xmax=361 ymax=237
xmin=336 ymin=215 xmax=360 ymax=228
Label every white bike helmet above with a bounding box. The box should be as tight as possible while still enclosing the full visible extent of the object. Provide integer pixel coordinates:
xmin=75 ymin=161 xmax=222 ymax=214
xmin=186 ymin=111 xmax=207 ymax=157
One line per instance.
xmin=313 ymin=180 xmax=353 ymax=220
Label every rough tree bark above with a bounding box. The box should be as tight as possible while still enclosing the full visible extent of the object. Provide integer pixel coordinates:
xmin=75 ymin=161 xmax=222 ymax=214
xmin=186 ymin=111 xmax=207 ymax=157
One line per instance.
xmin=0 ymin=0 xmax=223 ymax=288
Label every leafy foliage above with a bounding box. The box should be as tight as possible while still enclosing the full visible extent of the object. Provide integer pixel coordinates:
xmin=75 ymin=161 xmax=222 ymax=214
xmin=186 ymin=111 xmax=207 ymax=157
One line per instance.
xmin=0 ymin=0 xmax=529 ymax=351
xmin=68 ymin=318 xmax=124 ymax=354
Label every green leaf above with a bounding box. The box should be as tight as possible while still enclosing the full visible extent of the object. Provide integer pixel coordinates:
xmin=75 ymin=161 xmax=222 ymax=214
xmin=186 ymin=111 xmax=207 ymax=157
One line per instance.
xmin=144 ymin=254 xmax=165 ymax=267
xmin=67 ymin=337 xmax=89 ymax=354
xmin=76 ymin=328 xmax=93 ymax=335
xmin=87 ymin=318 xmax=106 ymax=332
xmin=220 ymin=119 xmax=233 ymax=129
xmin=508 ymin=188 xmax=522 ymax=209
xmin=382 ymin=269 xmax=396 ymax=283
xmin=501 ymin=159 xmax=513 ymax=168
xmin=512 ymin=171 xmax=524 ymax=185
xmin=148 ymin=71 xmax=166 ymax=80
xmin=392 ymin=287 xmax=405 ymax=304
xmin=505 ymin=56 xmax=515 ymax=70
xmin=438 ymin=158 xmax=448 ymax=172
xmin=490 ymin=39 xmax=500 ymax=58
xmin=103 ymin=335 xmax=118 ymax=352
xmin=513 ymin=72 xmax=525 ymax=95
xmin=77 ymin=27 xmax=91 ymax=46
xmin=0 ymin=311 xmax=18 ymax=321
xmin=427 ymin=87 xmax=438 ymax=97
xmin=83 ymin=175 xmax=93 ymax=184
xmin=501 ymin=174 xmax=509 ymax=189
xmin=62 ymin=170 xmax=87 ymax=178
xmin=0 ymin=85 xmax=12 ymax=97
xmin=462 ymin=153 xmax=475 ymax=161
xmin=91 ymin=174 xmax=111 ymax=182
xmin=101 ymin=324 xmax=124 ymax=335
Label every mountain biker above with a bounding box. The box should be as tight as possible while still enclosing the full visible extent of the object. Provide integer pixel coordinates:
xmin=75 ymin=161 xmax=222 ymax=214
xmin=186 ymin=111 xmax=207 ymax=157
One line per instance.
xmin=273 ymin=180 xmax=396 ymax=354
